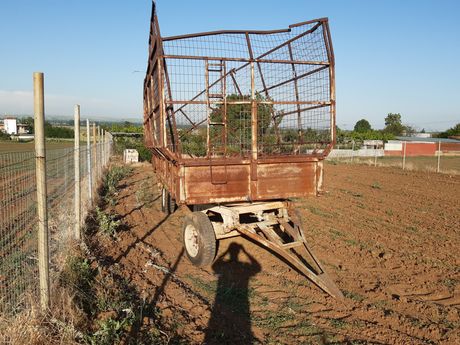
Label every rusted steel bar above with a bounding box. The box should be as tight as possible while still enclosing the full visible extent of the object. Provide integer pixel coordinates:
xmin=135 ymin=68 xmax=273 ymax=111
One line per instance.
xmin=274 ymin=103 xmax=331 ymax=117
xmin=162 ymin=18 xmax=324 ymax=40
xmin=163 ymin=28 xmax=291 ymax=41
xmin=166 ymin=100 xmax=330 ymax=105
xmin=163 ymin=55 xmax=329 ymax=66
xmin=288 ymin=17 xmax=328 ymax=28
xmin=262 ymin=65 xmax=329 ymax=93
xmin=250 ymin=61 xmax=258 ymax=197
xmin=322 ymin=21 xmax=336 ymax=152
xmin=246 ymin=32 xmax=281 ymax=147
xmin=229 ymin=70 xmax=243 ymax=96
xmin=287 ymin=42 xmax=303 ymax=143
xmin=237 ymin=226 xmax=343 ymax=298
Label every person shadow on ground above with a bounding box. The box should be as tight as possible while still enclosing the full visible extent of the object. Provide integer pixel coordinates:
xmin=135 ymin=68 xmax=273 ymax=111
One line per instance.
xmin=204 ymin=242 xmax=261 ymax=345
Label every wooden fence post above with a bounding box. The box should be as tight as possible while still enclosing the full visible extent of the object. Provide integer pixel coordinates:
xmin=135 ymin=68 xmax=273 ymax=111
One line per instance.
xmin=33 ymin=72 xmax=50 ymax=310
xmin=92 ymin=123 xmax=97 ymax=183
xmin=97 ymin=126 xmax=101 ymax=178
xmin=74 ymin=105 xmax=81 ymax=240
xmin=87 ymin=119 xmax=92 ymax=206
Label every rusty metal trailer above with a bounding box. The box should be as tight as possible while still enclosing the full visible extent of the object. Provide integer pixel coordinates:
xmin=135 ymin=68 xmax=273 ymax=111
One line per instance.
xmin=144 ymin=3 xmax=342 ymax=298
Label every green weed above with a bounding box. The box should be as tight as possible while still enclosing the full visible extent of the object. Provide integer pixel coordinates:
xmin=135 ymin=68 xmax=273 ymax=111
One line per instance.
xmin=95 ymin=207 xmax=121 ymax=239
xmin=135 ymin=180 xmax=156 ymax=208
xmin=371 ymin=182 xmax=381 ymax=189
xmin=102 ymin=165 xmax=133 ymax=205
xmin=406 ymin=226 xmax=418 ymax=233
xmin=343 ymin=290 xmax=365 ymax=302
xmin=329 ymin=318 xmax=347 ymax=329
xmin=308 ymin=206 xmax=332 ymax=218
xmin=329 ymin=228 xmax=345 ymax=240
xmin=86 ymin=314 xmax=134 ymax=345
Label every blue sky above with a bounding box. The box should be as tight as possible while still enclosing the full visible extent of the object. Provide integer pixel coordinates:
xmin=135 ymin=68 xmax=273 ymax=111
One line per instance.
xmin=0 ymin=0 xmax=459 ymax=131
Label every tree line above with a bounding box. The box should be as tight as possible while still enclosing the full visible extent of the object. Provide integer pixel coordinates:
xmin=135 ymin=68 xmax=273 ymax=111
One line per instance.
xmin=339 ymin=113 xmax=459 ymax=143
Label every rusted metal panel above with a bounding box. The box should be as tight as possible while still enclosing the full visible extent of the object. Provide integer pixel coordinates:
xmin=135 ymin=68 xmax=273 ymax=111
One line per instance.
xmin=183 ymin=165 xmax=250 ymax=205
xmin=179 ymin=161 xmax=318 ymax=205
xmin=255 ymin=162 xmax=317 ymax=199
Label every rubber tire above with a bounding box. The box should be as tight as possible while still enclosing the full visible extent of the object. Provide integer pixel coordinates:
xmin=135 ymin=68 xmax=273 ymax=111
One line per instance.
xmin=167 ymin=193 xmax=177 ymax=214
xmin=161 ymin=188 xmax=177 ymax=214
xmin=182 ymin=212 xmax=217 ymax=267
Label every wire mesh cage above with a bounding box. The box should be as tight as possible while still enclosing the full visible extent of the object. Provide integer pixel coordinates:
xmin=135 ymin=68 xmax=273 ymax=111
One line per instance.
xmin=144 ymin=5 xmax=335 ymax=161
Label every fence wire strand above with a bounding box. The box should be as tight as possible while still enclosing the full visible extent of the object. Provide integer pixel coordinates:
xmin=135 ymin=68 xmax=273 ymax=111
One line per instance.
xmin=0 ymin=138 xmax=112 ymax=313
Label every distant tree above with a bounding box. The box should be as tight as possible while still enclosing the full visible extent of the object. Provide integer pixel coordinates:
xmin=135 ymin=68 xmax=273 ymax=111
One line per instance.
xmin=21 ymin=116 xmax=34 ymax=134
xmin=384 ymin=113 xmax=405 ymax=136
xmin=403 ymin=125 xmax=417 ymax=136
xmin=335 ymin=125 xmax=346 ymax=144
xmin=354 ymin=119 xmax=372 ymax=133
xmin=421 ymin=128 xmax=426 ymax=133
xmin=436 ymin=123 xmax=460 ymax=138
xmin=0 ymin=130 xmax=10 ymax=140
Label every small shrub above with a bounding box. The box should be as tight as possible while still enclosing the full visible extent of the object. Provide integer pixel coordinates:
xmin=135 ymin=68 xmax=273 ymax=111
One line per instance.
xmin=371 ymin=182 xmax=381 ymax=189
xmin=102 ymin=165 xmax=133 ymax=205
xmin=59 ymin=255 xmax=96 ymax=313
xmin=86 ymin=315 xmax=134 ymax=345
xmin=96 ymin=207 xmax=121 ymax=239
xmin=135 ymin=180 xmax=155 ymax=208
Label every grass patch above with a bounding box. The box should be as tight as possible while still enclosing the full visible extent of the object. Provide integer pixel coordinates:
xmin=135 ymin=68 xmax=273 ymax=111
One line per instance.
xmin=307 ymin=206 xmax=332 ymax=218
xmin=329 ymin=318 xmax=347 ymax=329
xmin=185 ymin=274 xmax=257 ymax=314
xmin=343 ymin=290 xmax=365 ymax=302
xmin=58 ymin=249 xmax=177 ymax=344
xmin=442 ymin=278 xmax=457 ymax=289
xmin=406 ymin=225 xmax=418 ymax=233
xmin=345 ymin=239 xmax=359 ymax=247
xmin=185 ymin=274 xmax=217 ymax=296
xmin=254 ymin=309 xmax=295 ymax=330
xmin=329 ymin=228 xmax=345 ymax=240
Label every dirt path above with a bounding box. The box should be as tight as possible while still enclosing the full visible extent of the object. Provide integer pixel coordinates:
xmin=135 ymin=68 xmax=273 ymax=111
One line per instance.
xmin=89 ymin=162 xmax=460 ymax=344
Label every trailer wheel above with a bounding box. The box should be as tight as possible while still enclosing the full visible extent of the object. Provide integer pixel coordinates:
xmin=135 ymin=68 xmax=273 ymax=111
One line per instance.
xmin=183 ymin=212 xmax=216 ymax=267
xmin=161 ymin=188 xmax=177 ymax=214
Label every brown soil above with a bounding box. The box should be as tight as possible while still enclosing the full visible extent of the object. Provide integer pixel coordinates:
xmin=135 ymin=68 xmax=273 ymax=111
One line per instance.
xmin=88 ymin=162 xmax=460 ymax=345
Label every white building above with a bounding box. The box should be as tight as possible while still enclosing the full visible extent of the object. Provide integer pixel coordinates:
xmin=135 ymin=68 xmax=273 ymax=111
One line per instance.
xmin=4 ymin=117 xmax=17 ymax=134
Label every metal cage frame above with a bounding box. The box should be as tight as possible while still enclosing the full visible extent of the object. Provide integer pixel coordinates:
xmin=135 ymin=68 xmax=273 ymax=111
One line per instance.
xmin=144 ymin=4 xmax=335 ymax=205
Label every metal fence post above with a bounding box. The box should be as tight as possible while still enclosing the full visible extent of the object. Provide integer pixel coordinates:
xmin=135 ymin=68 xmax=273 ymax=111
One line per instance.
xmin=74 ymin=105 xmax=81 ymax=240
xmin=87 ymin=119 xmax=93 ymax=206
xmin=437 ymin=141 xmax=441 ymax=173
xmin=402 ymin=141 xmax=407 ymax=170
xmin=33 ymin=72 xmax=50 ymax=310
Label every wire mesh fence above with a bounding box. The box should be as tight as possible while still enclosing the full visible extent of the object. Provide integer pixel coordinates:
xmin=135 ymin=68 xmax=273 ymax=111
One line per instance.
xmin=144 ymin=8 xmax=335 ymax=160
xmin=327 ymin=149 xmax=460 ymax=175
xmin=0 ymin=138 xmax=112 ymax=314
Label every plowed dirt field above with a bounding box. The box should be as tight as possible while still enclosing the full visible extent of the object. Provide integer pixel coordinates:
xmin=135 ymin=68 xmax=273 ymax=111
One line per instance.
xmin=88 ymin=162 xmax=460 ymax=344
